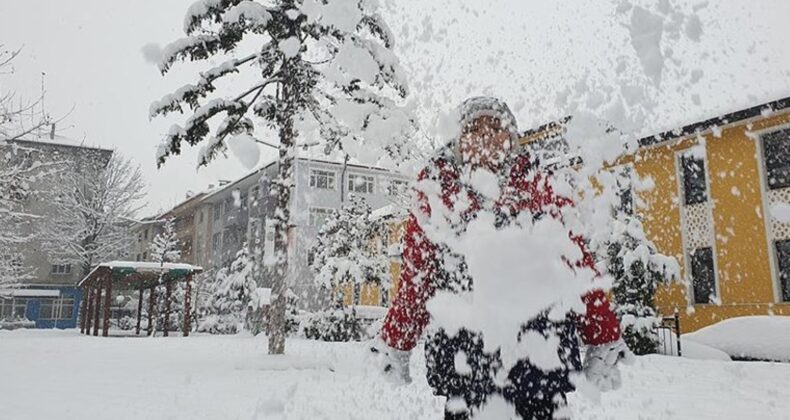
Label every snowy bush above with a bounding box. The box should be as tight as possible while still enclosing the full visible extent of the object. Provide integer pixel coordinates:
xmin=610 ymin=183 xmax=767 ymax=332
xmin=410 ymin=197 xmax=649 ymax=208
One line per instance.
xmin=198 ymin=245 xmax=256 ymax=335
xmin=309 ymin=195 xmax=390 ymax=302
xmin=595 ymin=169 xmax=680 ymax=355
xmin=301 ymin=307 xmax=363 ymax=342
xmin=118 ymin=316 xmax=136 ymax=331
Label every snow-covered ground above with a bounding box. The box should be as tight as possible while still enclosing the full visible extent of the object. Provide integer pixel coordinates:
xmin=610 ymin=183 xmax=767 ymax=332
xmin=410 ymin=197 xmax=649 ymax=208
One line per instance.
xmin=1 ymin=329 xmax=789 ymax=420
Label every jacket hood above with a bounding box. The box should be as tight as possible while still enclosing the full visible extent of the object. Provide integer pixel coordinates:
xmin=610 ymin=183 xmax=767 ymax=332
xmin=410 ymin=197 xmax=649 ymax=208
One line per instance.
xmin=439 ymin=96 xmax=521 ymax=164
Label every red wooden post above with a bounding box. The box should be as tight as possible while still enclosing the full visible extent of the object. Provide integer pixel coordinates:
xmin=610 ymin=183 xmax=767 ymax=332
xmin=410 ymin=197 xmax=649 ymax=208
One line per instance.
xmin=80 ymin=286 xmax=93 ymax=334
xmin=92 ymin=285 xmax=102 ymax=336
xmin=102 ymin=275 xmax=112 ymax=337
xmin=183 ymin=274 xmax=193 ymax=337
xmin=84 ymin=286 xmax=94 ymax=334
xmin=163 ymin=281 xmax=172 ymax=337
xmin=135 ymin=286 xmax=143 ymax=336
xmin=147 ymin=286 xmax=155 ymax=336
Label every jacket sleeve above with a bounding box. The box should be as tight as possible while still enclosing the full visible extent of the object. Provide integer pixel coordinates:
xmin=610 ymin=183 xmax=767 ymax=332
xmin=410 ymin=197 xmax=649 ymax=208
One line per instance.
xmin=380 ymin=213 xmax=437 ymax=351
xmin=571 ymin=235 xmax=622 ymax=346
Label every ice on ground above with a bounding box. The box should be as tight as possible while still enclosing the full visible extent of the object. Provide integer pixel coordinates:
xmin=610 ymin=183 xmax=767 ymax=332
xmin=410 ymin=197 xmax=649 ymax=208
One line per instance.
xmin=683 ymin=316 xmax=790 ymax=362
xmin=2 ymin=329 xmax=790 ymax=419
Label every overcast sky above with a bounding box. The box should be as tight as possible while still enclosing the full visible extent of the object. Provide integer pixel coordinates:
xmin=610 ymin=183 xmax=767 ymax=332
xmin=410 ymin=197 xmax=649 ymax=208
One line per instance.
xmin=2 ymin=0 xmax=788 ymax=215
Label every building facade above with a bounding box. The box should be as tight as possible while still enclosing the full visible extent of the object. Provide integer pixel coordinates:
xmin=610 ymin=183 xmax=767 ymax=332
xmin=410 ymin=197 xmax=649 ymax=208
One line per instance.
xmin=0 ymin=138 xmax=113 ymax=329
xmin=521 ymin=96 xmax=790 ymax=333
xmin=249 ymin=157 xmax=411 ymax=309
xmin=129 ymin=157 xmax=410 ymax=312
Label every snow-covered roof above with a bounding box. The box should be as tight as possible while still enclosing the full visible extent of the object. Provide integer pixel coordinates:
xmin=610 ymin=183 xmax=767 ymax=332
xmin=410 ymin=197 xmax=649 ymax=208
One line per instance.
xmin=8 ymin=135 xmax=113 ymax=153
xmin=78 ymin=261 xmax=203 ymax=288
xmin=369 ymin=204 xmax=396 ymax=221
xmin=99 ymin=261 xmax=202 ymax=272
xmin=0 ymin=288 xmax=60 ymax=298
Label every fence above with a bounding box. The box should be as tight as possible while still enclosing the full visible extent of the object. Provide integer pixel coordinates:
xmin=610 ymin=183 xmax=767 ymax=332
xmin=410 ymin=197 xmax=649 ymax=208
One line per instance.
xmin=656 ymin=312 xmax=682 ymax=357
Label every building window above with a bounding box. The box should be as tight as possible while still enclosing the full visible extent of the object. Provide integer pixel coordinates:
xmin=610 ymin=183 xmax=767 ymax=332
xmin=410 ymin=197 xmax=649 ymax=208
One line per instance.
xmin=136 ymin=254 xmax=141 ymax=262
xmin=680 ymin=154 xmax=708 ymax=205
xmin=50 ymin=264 xmax=72 ymax=275
xmin=142 ymin=251 xmax=148 ymax=261
xmin=39 ymin=297 xmax=75 ymax=320
xmin=198 ymin=211 xmax=204 ymax=224
xmin=776 ymin=240 xmax=790 ymax=302
xmin=348 ymin=174 xmax=374 ymax=194
xmin=309 ymin=207 xmax=334 ymax=228
xmin=0 ymin=298 xmax=28 ymax=320
xmin=307 ymin=250 xmax=315 ymax=266
xmin=250 ymin=185 xmax=261 ymax=203
xmin=763 ymin=128 xmax=790 ymax=190
xmin=310 ymin=169 xmax=336 ymax=190
xmin=213 ymin=203 xmax=221 ymax=221
xmin=212 ymin=232 xmax=222 ymax=251
xmin=690 ymin=247 xmax=716 ymax=304
xmin=387 ymin=179 xmax=408 ymax=197
xmin=614 ymin=166 xmax=634 ymax=215
xmin=144 ymin=229 xmax=149 ymax=240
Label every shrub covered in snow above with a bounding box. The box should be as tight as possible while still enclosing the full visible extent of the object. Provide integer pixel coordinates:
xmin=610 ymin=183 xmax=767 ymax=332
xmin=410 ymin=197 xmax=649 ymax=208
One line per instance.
xmin=309 ymin=195 xmax=390 ymax=301
xmin=117 ymin=316 xmax=136 ymax=331
xmin=301 ymin=307 xmax=363 ymax=342
xmin=596 ymin=169 xmax=680 ymax=355
xmin=198 ymin=245 xmax=256 ymax=335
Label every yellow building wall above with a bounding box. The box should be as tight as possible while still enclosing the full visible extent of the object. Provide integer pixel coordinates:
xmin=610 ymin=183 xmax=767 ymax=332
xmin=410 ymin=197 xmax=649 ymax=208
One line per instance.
xmin=636 ymin=112 xmax=790 ymax=332
xmin=335 ymin=218 xmax=407 ymax=307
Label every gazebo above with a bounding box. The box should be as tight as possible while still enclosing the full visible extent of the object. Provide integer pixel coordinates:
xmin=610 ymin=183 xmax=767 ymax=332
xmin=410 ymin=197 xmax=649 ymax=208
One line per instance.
xmin=77 ymin=261 xmax=203 ymax=337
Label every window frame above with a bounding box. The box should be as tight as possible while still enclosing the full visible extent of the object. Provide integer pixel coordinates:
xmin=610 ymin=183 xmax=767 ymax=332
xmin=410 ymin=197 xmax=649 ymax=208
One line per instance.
xmin=689 ymin=247 xmax=718 ymax=305
xmin=309 ymin=169 xmax=337 ymax=190
xmin=50 ymin=263 xmax=72 ymax=276
xmin=761 ymin=128 xmax=790 ymax=190
xmin=308 ymin=207 xmax=334 ymax=228
xmin=679 ymin=153 xmax=709 ymax=206
xmin=1 ymin=298 xmax=29 ymax=320
xmin=386 ymin=179 xmax=408 ymax=197
xmin=775 ymin=239 xmax=790 ymax=302
xmin=39 ymin=297 xmax=75 ymax=321
xmin=212 ymin=232 xmax=222 ymax=251
xmin=347 ymin=173 xmax=375 ymax=194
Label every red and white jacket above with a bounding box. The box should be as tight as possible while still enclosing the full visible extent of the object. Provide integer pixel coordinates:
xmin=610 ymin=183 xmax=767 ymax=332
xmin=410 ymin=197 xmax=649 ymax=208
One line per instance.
xmin=380 ymin=153 xmax=621 ymax=352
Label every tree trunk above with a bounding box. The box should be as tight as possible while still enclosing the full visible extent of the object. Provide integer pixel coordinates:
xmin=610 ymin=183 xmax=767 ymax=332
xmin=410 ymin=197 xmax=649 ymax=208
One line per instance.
xmin=164 ymin=282 xmax=172 ymax=337
xmin=267 ymin=70 xmax=297 ymax=355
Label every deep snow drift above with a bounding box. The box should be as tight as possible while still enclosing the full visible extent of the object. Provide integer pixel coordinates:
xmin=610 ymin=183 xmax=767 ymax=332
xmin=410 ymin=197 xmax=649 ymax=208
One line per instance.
xmin=1 ymin=329 xmax=789 ymax=420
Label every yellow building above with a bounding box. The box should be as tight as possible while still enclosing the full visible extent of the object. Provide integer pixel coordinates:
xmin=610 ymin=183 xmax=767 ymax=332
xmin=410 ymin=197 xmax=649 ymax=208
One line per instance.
xmin=335 ymin=208 xmax=406 ymax=308
xmin=522 ymin=96 xmax=790 ymax=333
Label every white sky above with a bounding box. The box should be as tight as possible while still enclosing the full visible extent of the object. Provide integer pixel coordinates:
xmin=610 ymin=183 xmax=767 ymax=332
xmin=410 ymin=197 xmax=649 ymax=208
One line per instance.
xmin=1 ymin=0 xmax=788 ymax=215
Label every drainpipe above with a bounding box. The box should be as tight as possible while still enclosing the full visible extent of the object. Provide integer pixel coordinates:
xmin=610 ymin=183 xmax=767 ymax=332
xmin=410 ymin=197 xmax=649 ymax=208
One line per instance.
xmin=340 ymin=153 xmax=349 ymax=203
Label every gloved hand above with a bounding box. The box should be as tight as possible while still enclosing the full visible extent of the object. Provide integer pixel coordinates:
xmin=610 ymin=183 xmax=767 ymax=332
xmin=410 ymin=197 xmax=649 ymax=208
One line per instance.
xmin=369 ymin=337 xmax=412 ymax=384
xmin=583 ymin=339 xmax=635 ymax=392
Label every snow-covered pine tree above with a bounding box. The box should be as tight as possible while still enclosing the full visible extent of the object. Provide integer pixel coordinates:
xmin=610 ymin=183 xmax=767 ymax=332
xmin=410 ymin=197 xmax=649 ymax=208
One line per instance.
xmin=309 ymin=195 xmax=389 ymax=303
xmin=149 ymin=217 xmax=184 ymax=333
xmin=605 ymin=170 xmax=679 ymax=355
xmin=199 ymin=244 xmax=256 ymax=334
xmin=149 ymin=217 xmax=182 ymax=264
xmin=151 ymin=0 xmax=411 ymax=354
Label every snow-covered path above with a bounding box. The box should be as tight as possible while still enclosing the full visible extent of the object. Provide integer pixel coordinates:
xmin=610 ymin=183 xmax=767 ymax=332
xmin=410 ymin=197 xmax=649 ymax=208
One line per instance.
xmin=1 ymin=329 xmax=788 ymax=420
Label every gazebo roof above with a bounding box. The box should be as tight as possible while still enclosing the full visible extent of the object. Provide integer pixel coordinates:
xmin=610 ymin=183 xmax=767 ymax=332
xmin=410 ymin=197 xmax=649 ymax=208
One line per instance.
xmin=78 ymin=261 xmax=203 ymax=290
